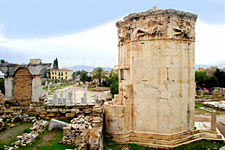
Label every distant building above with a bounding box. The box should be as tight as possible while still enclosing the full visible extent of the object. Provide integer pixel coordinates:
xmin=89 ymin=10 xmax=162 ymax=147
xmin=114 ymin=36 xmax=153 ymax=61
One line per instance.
xmin=50 ymin=68 xmax=73 ymax=81
xmin=196 ymin=66 xmax=218 ymax=75
xmin=29 ymin=59 xmax=42 ymax=64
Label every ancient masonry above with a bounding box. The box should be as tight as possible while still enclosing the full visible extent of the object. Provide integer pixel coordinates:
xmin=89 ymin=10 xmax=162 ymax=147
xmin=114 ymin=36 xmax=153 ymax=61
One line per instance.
xmin=104 ymin=9 xmax=223 ymax=148
xmin=0 ymin=60 xmax=51 ymax=106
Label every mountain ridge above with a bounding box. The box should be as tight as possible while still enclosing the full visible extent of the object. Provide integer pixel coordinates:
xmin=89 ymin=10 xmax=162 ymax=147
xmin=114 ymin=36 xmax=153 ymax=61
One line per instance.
xmin=68 ymin=65 xmax=113 ymax=72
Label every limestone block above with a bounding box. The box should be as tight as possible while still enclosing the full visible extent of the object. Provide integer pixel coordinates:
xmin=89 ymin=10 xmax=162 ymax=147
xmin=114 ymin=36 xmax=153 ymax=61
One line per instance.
xmin=48 ymin=119 xmax=68 ymax=131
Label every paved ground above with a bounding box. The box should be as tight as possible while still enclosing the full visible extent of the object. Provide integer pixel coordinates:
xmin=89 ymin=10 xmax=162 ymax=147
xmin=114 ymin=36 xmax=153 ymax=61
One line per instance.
xmin=195 ymin=114 xmax=225 ymax=137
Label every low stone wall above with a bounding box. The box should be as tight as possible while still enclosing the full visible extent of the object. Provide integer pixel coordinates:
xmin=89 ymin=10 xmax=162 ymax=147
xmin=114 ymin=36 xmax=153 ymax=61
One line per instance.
xmin=0 ymin=101 xmax=103 ymax=121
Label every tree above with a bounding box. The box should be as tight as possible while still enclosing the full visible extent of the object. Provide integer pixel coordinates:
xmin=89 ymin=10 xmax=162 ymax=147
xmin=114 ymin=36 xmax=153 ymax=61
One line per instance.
xmin=53 ymin=58 xmax=58 ymax=69
xmin=92 ymin=67 xmax=107 ymax=85
xmin=0 ymin=60 xmax=5 ymax=64
xmin=80 ymin=70 xmax=91 ymax=83
xmin=205 ymin=75 xmax=218 ymax=88
xmin=214 ymin=68 xmax=225 ymax=87
xmin=195 ymin=71 xmax=208 ymax=88
xmin=109 ymin=71 xmax=118 ymax=98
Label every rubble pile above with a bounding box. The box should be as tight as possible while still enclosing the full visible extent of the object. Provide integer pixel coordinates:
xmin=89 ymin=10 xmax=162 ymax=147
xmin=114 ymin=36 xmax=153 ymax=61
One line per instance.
xmin=4 ymin=120 xmax=48 ymax=150
xmin=63 ymin=116 xmax=93 ymax=147
xmin=62 ymin=106 xmax=103 ymax=150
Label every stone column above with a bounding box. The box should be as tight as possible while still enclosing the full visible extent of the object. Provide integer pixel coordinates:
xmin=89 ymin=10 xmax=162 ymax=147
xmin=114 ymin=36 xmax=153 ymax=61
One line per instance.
xmin=81 ymin=97 xmax=86 ymax=104
xmin=68 ymin=91 xmax=72 ymax=100
xmin=211 ymin=110 xmax=217 ymax=131
xmin=83 ymin=86 xmax=87 ymax=104
xmin=4 ymin=77 xmax=14 ymax=100
xmin=32 ymin=76 xmax=42 ymax=102
xmin=73 ymin=90 xmax=76 ymax=104
xmin=53 ymin=93 xmax=58 ymax=105
xmin=59 ymin=91 xmax=63 ymax=105
xmin=46 ymin=84 xmax=50 ymax=101
xmin=95 ymin=93 xmax=99 ymax=103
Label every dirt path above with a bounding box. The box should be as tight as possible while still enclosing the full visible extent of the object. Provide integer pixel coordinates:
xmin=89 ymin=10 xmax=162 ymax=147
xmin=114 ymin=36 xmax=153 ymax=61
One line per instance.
xmin=0 ymin=123 xmax=32 ymax=144
xmin=34 ymin=130 xmax=60 ymax=149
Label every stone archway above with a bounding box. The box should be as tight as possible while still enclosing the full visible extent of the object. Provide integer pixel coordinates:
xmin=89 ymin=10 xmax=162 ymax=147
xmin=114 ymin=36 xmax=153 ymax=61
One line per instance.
xmin=13 ymin=67 xmax=32 ymax=106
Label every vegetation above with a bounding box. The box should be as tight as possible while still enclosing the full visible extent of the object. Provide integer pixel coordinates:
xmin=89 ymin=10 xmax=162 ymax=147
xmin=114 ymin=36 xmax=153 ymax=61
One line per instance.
xmin=0 ymin=59 xmax=8 ymax=64
xmin=19 ymin=128 xmax=74 ymax=150
xmin=108 ymin=71 xmax=118 ymax=98
xmin=53 ymin=58 xmax=59 ymax=69
xmin=43 ymin=82 xmax=75 ymax=92
xmin=73 ymin=70 xmax=91 ymax=83
xmin=195 ymin=68 xmax=225 ymax=89
xmin=195 ymin=103 xmax=220 ymax=115
xmin=0 ymin=78 xmax=4 ymax=94
xmin=92 ymin=67 xmax=108 ymax=85
xmin=0 ymin=122 xmax=32 ymax=149
xmin=24 ymin=128 xmax=32 ymax=133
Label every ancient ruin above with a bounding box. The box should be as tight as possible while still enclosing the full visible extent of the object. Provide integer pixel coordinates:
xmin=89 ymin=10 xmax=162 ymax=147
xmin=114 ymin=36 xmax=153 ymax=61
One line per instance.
xmin=0 ymin=59 xmax=51 ymax=105
xmin=0 ymin=60 xmax=104 ymax=149
xmin=104 ymin=8 xmax=224 ymax=148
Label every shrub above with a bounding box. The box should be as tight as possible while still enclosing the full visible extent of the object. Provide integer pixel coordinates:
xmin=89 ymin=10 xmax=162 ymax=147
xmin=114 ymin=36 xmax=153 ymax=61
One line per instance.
xmin=24 ymin=128 xmax=32 ymax=133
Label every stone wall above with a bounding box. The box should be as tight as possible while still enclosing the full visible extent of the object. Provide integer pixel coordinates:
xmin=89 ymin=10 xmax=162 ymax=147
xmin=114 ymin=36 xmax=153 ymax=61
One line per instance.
xmin=0 ymin=102 xmax=103 ymax=121
xmin=13 ymin=67 xmax=32 ymax=106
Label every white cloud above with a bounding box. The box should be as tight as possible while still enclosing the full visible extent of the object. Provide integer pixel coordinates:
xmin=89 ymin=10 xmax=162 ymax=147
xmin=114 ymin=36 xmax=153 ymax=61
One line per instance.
xmin=195 ymin=20 xmax=225 ymax=65
xmin=0 ymin=19 xmax=225 ymax=67
xmin=0 ymin=22 xmax=118 ymax=67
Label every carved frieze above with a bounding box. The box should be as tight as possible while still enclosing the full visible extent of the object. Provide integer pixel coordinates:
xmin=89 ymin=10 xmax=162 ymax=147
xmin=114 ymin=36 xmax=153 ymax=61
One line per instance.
xmin=117 ymin=9 xmax=197 ymax=44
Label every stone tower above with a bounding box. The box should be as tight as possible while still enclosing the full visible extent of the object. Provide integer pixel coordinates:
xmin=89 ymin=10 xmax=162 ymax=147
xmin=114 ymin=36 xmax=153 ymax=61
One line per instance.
xmin=104 ymin=9 xmax=198 ymax=148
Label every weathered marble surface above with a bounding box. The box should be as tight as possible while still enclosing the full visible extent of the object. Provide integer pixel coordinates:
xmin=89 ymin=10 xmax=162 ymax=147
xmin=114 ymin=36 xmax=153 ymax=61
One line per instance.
xmin=104 ymin=8 xmax=199 ymax=148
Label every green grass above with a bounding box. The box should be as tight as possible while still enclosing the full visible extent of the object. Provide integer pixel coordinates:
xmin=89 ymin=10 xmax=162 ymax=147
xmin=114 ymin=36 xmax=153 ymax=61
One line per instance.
xmin=201 ymin=95 xmax=212 ymax=98
xmin=195 ymin=103 xmax=221 ymax=115
xmin=43 ymin=82 xmax=75 ymax=92
xmin=24 ymin=128 xmax=32 ymax=133
xmin=103 ymin=132 xmax=225 ymax=150
xmin=0 ymin=122 xmax=32 ymax=150
xmin=19 ymin=128 xmax=74 ymax=150
xmin=195 ymin=103 xmax=205 ymax=109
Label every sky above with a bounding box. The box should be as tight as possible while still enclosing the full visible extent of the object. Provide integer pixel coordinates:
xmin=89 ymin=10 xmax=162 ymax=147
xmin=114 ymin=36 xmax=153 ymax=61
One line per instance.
xmin=0 ymin=0 xmax=225 ymax=68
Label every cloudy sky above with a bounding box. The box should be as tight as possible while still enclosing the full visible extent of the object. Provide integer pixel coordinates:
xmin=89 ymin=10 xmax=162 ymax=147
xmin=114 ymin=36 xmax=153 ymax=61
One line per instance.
xmin=0 ymin=0 xmax=225 ymax=67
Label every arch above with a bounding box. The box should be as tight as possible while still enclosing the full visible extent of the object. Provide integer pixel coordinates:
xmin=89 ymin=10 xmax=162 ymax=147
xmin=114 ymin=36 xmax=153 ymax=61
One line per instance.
xmin=13 ymin=67 xmax=32 ymax=106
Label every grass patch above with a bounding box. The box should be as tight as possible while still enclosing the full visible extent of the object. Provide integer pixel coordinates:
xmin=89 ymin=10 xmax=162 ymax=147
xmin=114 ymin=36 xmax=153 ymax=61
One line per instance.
xmin=19 ymin=128 xmax=74 ymax=150
xmin=24 ymin=128 xmax=32 ymax=133
xmin=195 ymin=103 xmax=221 ymax=115
xmin=0 ymin=122 xmax=32 ymax=149
xmin=201 ymin=95 xmax=212 ymax=98
xmin=43 ymin=82 xmax=75 ymax=92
